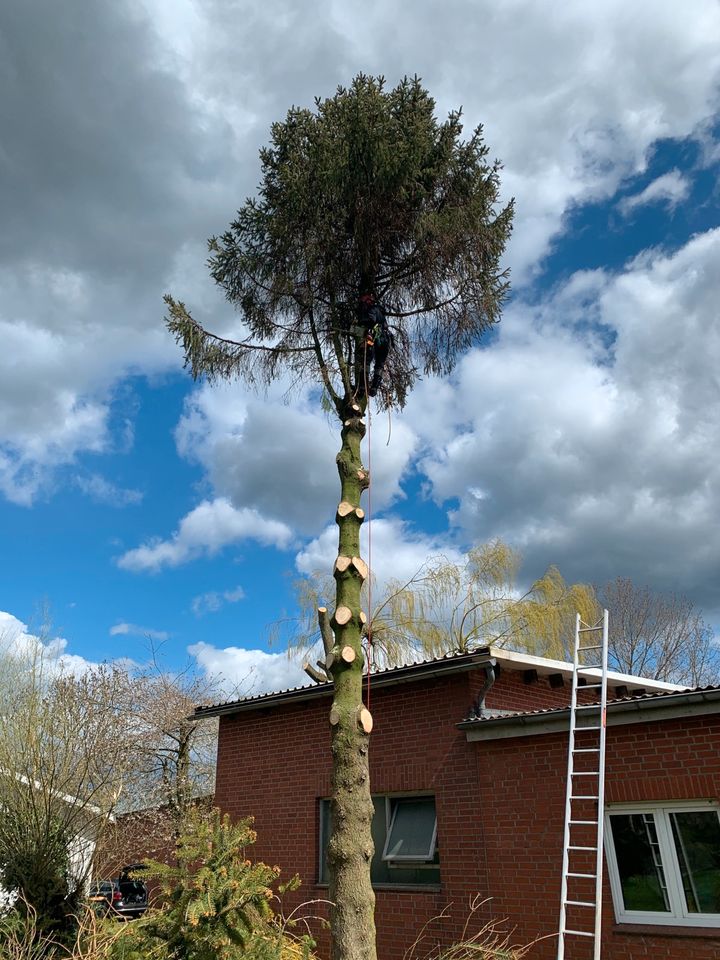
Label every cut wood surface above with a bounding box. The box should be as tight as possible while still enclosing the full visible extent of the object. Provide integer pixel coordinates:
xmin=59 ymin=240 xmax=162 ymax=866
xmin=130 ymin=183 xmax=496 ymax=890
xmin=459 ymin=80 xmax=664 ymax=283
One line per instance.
xmin=334 ymin=605 xmax=352 ymax=625
xmin=358 ymin=706 xmax=373 ymax=734
xmin=337 ymin=501 xmax=355 ymax=517
xmin=351 ymin=556 xmax=368 ymax=580
xmin=334 ymin=555 xmax=352 ymax=573
xmin=329 ymin=706 xmax=341 ymax=726
xmin=340 ymin=645 xmax=356 ymax=664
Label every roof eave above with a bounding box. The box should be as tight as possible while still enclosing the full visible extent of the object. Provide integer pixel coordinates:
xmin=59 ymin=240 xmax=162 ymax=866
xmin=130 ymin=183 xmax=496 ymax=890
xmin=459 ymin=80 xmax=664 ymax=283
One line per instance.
xmin=460 ymin=688 xmax=720 ymax=741
xmin=194 ymin=649 xmax=493 ymax=720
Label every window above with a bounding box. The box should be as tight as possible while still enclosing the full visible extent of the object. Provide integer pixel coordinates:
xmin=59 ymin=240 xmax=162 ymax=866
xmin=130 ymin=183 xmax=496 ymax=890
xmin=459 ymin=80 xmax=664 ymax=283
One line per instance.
xmin=605 ymin=803 xmax=720 ymax=927
xmin=319 ymin=795 xmax=440 ymax=887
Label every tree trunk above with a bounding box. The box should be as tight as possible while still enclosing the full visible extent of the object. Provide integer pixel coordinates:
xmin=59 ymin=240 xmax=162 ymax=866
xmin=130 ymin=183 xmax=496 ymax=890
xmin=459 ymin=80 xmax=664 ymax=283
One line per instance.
xmin=327 ymin=402 xmax=377 ymax=960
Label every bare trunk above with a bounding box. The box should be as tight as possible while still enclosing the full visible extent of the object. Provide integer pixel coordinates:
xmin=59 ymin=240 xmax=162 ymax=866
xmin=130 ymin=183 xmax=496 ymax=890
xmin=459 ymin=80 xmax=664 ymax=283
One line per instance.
xmin=327 ymin=399 xmax=377 ymax=960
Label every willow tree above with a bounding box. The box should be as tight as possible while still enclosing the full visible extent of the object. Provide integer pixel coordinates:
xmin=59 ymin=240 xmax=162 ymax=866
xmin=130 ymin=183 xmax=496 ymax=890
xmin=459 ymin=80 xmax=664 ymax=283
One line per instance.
xmin=289 ymin=540 xmax=599 ymax=670
xmin=165 ymin=74 xmax=513 ymax=960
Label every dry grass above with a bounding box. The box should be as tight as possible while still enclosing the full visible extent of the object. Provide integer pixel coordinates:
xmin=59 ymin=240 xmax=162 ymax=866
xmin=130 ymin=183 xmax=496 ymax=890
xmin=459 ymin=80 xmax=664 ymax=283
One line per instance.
xmin=404 ymin=896 xmax=542 ymax=960
xmin=0 ymin=903 xmax=126 ymax=960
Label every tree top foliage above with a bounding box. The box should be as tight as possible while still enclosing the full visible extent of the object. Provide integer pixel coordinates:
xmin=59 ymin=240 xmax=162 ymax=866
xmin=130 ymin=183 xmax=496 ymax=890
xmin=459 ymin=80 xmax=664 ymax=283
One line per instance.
xmin=166 ymin=74 xmax=514 ymax=413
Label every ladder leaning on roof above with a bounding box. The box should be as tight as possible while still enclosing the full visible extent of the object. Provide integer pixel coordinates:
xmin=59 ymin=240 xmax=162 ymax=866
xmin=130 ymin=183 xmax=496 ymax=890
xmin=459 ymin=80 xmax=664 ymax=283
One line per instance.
xmin=557 ymin=609 xmax=609 ymax=960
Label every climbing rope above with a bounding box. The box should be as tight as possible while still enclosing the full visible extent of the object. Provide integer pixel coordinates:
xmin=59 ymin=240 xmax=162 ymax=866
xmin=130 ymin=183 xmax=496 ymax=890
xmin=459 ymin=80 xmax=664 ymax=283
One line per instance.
xmin=362 ymin=335 xmax=374 ymax=712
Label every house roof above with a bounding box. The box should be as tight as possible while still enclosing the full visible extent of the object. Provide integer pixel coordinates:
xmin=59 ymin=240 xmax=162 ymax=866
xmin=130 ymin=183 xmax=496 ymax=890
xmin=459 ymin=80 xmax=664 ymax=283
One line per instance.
xmin=194 ymin=649 xmax=493 ymax=719
xmin=194 ymin=645 xmax=686 ymax=720
xmin=459 ymin=684 xmax=720 ymax=741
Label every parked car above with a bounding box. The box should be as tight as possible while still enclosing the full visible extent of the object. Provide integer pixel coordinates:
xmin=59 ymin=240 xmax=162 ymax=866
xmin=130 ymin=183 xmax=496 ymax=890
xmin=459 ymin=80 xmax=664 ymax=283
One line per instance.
xmin=88 ymin=864 xmax=148 ymax=919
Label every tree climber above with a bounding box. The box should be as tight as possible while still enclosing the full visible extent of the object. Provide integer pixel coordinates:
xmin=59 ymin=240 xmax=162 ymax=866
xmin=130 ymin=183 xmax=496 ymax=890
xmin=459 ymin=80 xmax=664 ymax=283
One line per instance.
xmin=357 ymin=293 xmax=393 ymax=397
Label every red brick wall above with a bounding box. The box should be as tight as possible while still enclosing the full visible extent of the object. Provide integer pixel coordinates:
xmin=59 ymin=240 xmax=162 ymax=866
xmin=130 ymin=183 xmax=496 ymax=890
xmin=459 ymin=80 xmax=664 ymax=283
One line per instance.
xmin=214 ymin=668 xmax=720 ymax=960
xmin=475 ymin=714 xmax=720 ymax=960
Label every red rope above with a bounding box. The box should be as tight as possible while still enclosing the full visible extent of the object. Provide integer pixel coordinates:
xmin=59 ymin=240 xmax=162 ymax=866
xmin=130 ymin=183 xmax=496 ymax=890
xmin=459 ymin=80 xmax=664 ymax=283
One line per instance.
xmin=362 ymin=336 xmax=373 ymax=712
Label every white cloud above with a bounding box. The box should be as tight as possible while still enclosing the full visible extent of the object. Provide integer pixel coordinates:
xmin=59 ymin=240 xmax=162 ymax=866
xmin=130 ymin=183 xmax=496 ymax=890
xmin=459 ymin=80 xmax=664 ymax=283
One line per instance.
xmin=109 ymin=622 xmax=169 ymax=641
xmin=296 ymin=517 xmax=464 ymax=602
xmin=172 ymin=0 xmax=720 ymax=279
xmin=191 ymin=585 xmax=245 ymax=617
xmin=75 ymin=472 xmax=143 ymax=506
xmin=0 ymin=610 xmax=95 ymax=676
xmin=619 ymin=170 xmax=692 ymax=215
xmin=175 ymin=382 xmax=418 ymax=537
xmin=408 ymin=227 xmax=720 ymax=610
xmin=3 ymin=0 xmax=718 ymax=503
xmin=117 ymin=497 xmax=294 ymax=572
xmin=189 ymin=640 xmax=310 ymax=696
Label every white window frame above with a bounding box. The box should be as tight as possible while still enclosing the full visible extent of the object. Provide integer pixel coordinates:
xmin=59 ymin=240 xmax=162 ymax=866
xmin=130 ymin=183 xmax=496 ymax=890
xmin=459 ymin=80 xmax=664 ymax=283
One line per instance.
xmin=605 ymin=800 xmax=720 ymax=928
xmin=381 ymin=796 xmax=438 ymax=863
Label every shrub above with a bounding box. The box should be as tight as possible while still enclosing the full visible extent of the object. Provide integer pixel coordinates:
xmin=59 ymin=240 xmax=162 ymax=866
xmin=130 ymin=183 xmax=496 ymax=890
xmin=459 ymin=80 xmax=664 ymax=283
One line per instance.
xmin=112 ymin=808 xmax=315 ymax=960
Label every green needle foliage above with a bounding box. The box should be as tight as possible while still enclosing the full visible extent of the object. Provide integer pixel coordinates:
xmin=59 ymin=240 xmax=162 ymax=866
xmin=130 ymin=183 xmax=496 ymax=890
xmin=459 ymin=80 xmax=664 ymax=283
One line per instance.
xmin=165 ymin=73 xmax=513 ymax=412
xmin=115 ymin=809 xmax=313 ymax=960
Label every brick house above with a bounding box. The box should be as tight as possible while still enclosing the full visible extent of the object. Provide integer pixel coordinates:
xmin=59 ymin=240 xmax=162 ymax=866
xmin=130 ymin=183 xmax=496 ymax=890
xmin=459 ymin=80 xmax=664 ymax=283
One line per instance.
xmin=196 ymin=648 xmax=720 ymax=959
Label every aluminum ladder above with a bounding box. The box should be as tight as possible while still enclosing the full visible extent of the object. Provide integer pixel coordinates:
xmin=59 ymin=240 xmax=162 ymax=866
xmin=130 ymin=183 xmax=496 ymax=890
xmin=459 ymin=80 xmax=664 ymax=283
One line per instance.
xmin=557 ymin=609 xmax=609 ymax=960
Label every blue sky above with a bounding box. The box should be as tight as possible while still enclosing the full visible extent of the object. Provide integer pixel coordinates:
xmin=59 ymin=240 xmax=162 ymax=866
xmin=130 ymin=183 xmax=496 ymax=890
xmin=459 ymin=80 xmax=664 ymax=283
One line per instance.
xmin=2 ymin=0 xmax=720 ymax=693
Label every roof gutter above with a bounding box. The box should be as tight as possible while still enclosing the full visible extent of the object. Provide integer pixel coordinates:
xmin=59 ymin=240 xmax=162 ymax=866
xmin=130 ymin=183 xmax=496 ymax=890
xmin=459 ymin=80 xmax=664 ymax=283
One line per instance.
xmin=460 ymin=688 xmax=720 ymax=742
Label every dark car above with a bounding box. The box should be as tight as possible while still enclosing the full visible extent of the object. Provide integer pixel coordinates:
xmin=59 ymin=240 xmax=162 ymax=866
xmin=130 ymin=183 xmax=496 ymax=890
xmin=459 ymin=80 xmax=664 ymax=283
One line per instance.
xmin=88 ymin=864 xmax=148 ymax=919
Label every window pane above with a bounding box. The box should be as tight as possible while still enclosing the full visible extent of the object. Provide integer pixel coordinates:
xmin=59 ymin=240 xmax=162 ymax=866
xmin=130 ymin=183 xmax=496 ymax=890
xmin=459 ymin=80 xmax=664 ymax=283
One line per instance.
xmin=383 ymin=798 xmax=436 ymax=860
xmin=670 ymin=812 xmax=720 ymax=915
xmin=320 ymin=796 xmax=440 ymax=887
xmin=610 ymin=813 xmax=670 ymax=912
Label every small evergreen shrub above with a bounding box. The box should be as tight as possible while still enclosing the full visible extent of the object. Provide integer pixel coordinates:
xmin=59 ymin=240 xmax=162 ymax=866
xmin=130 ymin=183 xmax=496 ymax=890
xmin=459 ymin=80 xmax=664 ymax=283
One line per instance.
xmin=112 ymin=808 xmax=316 ymax=960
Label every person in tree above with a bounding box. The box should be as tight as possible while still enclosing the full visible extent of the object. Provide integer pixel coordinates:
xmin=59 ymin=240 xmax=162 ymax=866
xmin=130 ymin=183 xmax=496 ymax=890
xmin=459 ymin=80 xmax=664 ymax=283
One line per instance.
xmin=357 ymin=293 xmax=393 ymax=397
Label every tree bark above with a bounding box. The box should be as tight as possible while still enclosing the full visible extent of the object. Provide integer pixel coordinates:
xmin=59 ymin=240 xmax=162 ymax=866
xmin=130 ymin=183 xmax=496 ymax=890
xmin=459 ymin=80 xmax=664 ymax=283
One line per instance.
xmin=328 ymin=404 xmax=377 ymax=960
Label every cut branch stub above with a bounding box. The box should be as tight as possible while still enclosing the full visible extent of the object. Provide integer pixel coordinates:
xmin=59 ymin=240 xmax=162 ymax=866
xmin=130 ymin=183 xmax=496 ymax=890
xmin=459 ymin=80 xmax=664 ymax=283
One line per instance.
xmin=334 ymin=605 xmax=352 ymax=626
xmin=329 ymin=706 xmax=341 ymax=726
xmin=355 ymin=507 xmax=365 ymax=521
xmin=357 ymin=706 xmax=373 ymax=734
xmin=340 ymin=645 xmax=356 ymax=664
xmin=318 ymin=606 xmax=334 ymax=657
xmin=337 ymin=501 xmax=356 ymax=518
xmin=303 ymin=662 xmax=327 ymax=685
xmin=359 ymin=611 xmax=367 ymax=625
xmin=334 ymin=555 xmax=352 ymax=574
xmin=351 ymin=556 xmax=369 ymax=581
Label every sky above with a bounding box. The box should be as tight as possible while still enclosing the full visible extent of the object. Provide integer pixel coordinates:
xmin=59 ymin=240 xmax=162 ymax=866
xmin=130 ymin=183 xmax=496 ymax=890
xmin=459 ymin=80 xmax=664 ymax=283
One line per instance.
xmin=2 ymin=0 xmax=719 ymax=696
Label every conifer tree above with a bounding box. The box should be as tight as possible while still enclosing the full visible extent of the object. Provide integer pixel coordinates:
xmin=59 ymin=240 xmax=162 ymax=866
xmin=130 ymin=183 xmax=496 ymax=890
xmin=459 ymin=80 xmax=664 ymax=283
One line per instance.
xmin=165 ymin=74 xmax=513 ymax=960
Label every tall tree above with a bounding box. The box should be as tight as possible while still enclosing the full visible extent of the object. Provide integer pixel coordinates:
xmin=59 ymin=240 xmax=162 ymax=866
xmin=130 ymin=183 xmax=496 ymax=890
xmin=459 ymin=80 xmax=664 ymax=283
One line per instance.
xmin=165 ymin=74 xmax=513 ymax=960
xmin=599 ymin=577 xmax=719 ymax=686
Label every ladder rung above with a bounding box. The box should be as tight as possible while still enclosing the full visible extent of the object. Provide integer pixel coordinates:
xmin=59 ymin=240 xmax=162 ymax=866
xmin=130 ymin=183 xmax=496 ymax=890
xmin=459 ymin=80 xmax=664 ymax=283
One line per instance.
xmin=578 ymin=626 xmax=602 ymax=632
xmin=571 ymin=795 xmax=599 ymax=800
xmin=578 ymin=682 xmax=602 ymax=688
xmin=573 ymin=748 xmax=600 ymax=753
xmin=572 ymin=772 xmax=599 ymax=776
xmin=565 ymin=900 xmax=596 ymax=907
xmin=568 ymin=845 xmax=597 ymax=851
xmin=569 ymin=820 xmax=597 ymax=825
xmin=568 ymin=872 xmax=595 ymax=878
xmin=564 ymin=929 xmax=594 ymax=938
xmin=577 ymin=725 xmax=602 ymax=730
